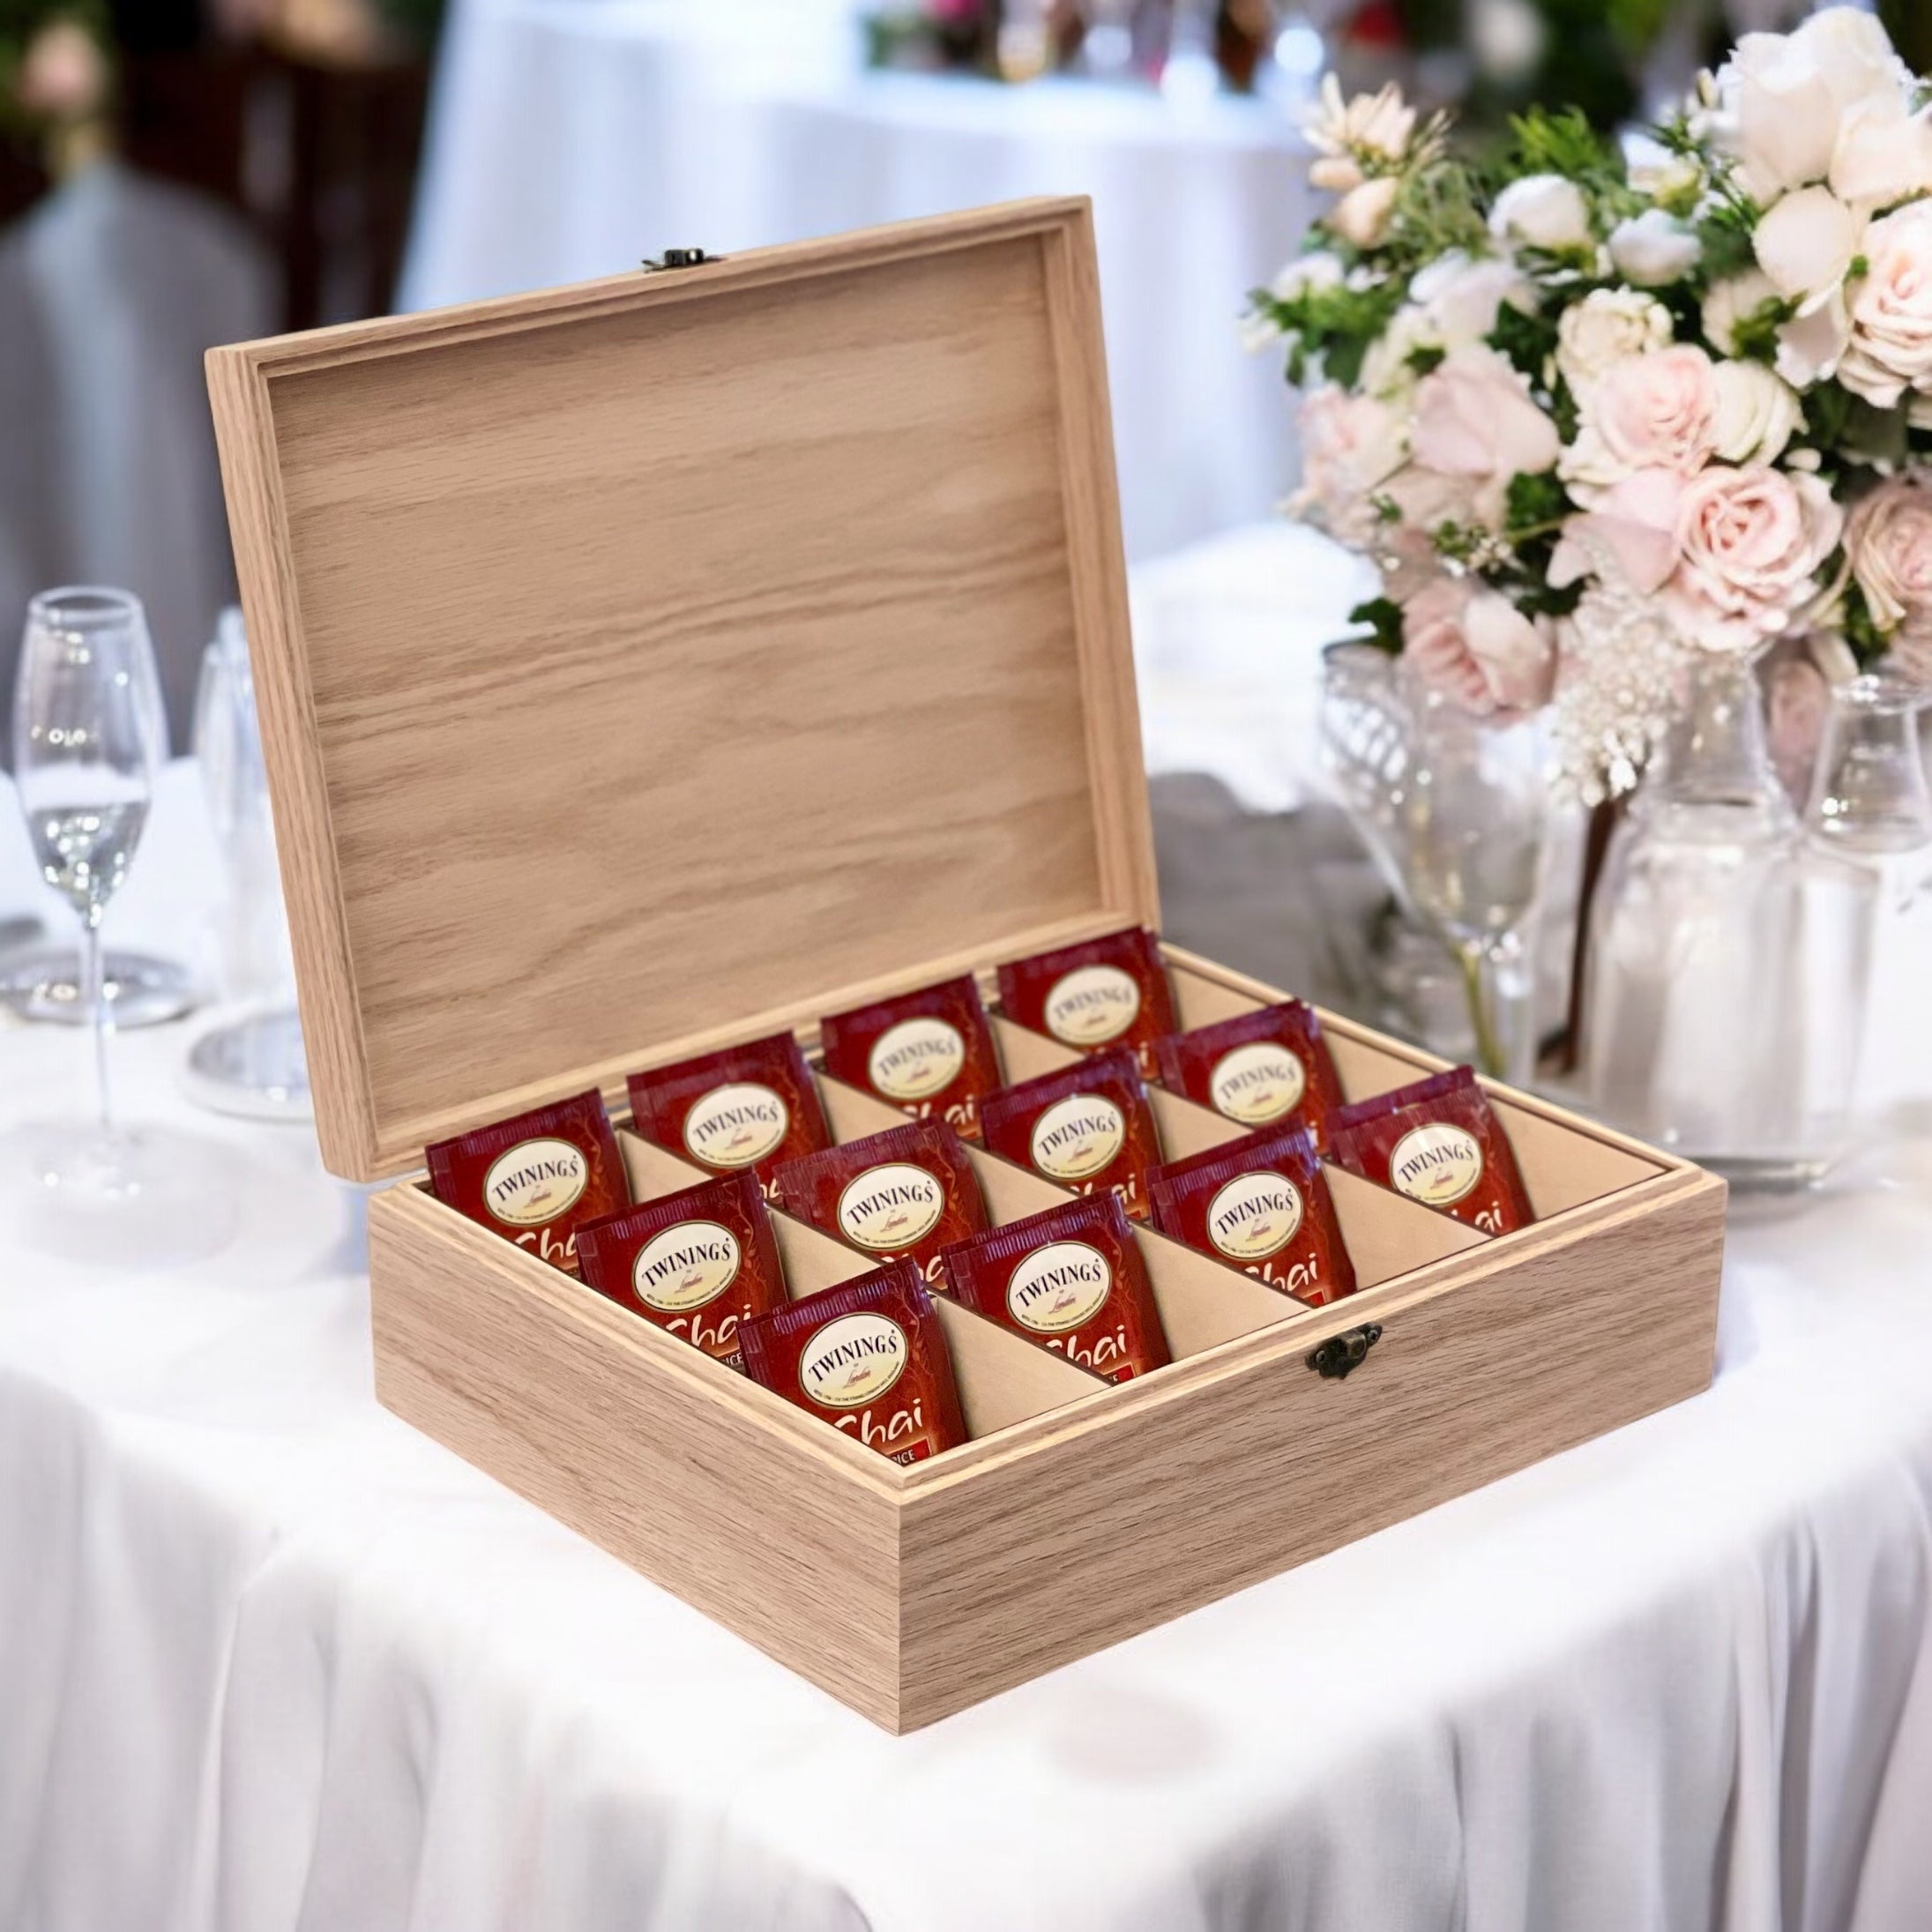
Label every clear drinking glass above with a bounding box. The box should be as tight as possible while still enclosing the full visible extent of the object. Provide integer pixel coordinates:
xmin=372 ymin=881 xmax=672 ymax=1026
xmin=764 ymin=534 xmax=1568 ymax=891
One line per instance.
xmin=4 ymin=587 xmax=241 ymax=1262
xmin=1318 ymin=642 xmax=1552 ymax=1082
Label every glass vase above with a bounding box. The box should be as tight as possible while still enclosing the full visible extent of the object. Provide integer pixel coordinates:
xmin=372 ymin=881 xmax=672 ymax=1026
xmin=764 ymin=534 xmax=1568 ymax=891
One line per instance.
xmin=1583 ymin=648 xmax=1880 ymax=1189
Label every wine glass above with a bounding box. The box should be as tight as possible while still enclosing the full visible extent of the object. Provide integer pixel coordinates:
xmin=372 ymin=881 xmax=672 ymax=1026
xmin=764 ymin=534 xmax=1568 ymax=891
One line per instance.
xmin=4 ymin=587 xmax=241 ymax=1263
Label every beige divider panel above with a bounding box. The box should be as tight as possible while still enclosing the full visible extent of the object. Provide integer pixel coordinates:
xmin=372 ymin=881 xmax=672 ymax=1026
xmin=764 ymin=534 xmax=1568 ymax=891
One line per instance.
xmin=1133 ymin=1226 xmax=1308 ymax=1355
xmin=989 ymin=1013 xmax=1082 ymax=1083
xmin=817 ymin=1074 xmax=914 ymax=1143
xmin=1324 ymin=1164 xmax=1487 ymax=1283
xmin=1147 ymin=1086 xmax=1246 ymax=1160
xmin=1488 ymin=1100 xmax=1660 ymax=1219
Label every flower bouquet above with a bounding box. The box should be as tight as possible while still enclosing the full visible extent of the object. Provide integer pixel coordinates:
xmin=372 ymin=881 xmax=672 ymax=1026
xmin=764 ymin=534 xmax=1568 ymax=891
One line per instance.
xmin=1255 ymin=6 xmax=1932 ymax=801
xmin=1257 ymin=8 xmax=1932 ymax=1177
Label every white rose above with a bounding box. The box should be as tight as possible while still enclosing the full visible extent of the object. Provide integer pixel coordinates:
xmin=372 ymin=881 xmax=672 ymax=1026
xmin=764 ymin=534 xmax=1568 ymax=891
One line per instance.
xmin=1359 ymin=304 xmax=1441 ymax=399
xmin=1753 ymin=186 xmax=1864 ymax=313
xmin=1712 ymin=360 xmax=1803 ymax=466
xmin=1840 ymin=199 xmax=1932 ymax=407
xmin=1490 ymin=174 xmax=1593 ymax=254
xmin=1829 ymin=95 xmax=1932 ymax=213
xmin=1622 ymin=131 xmax=1702 ymax=209
xmin=1270 ymin=252 xmax=1345 ymax=302
xmin=1556 ymin=288 xmax=1674 ymax=395
xmin=1608 ymin=210 xmax=1703 ymax=287
xmin=1776 ymin=292 xmax=1853 ymax=388
xmin=1792 ymin=6 xmax=1910 ymax=115
xmin=1410 ymin=250 xmax=1534 ymax=348
xmin=1702 ymin=269 xmax=1779 ymax=356
xmin=1329 ymin=175 xmax=1400 ymax=250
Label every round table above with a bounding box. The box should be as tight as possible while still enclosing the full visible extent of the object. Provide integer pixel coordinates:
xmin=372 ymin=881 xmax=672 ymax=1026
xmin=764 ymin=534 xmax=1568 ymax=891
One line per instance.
xmin=4 ymin=745 xmax=1932 ymax=1929
xmin=399 ymin=0 xmax=1311 ymax=563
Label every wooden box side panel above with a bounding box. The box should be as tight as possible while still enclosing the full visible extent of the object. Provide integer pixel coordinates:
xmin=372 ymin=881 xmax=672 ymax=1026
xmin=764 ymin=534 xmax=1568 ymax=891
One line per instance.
xmin=893 ymin=1172 xmax=1725 ymax=1729
xmin=368 ymin=1186 xmax=910 ymax=1727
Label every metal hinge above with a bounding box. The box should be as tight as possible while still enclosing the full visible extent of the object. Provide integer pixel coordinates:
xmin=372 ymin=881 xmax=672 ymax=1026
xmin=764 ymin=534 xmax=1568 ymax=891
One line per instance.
xmin=1307 ymin=1324 xmax=1383 ymax=1382
xmin=641 ymin=248 xmax=715 ymax=272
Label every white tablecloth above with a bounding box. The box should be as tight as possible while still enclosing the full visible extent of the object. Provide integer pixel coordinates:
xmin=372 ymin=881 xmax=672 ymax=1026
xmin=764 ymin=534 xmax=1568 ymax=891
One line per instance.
xmin=5 ymin=757 xmax=1932 ymax=1930
xmin=399 ymin=0 xmax=1310 ymax=562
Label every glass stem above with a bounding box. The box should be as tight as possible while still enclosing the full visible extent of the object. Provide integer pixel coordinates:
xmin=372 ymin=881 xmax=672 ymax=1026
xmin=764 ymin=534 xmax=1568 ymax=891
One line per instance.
xmin=82 ymin=906 xmax=112 ymax=1136
xmin=1455 ymin=938 xmax=1507 ymax=1081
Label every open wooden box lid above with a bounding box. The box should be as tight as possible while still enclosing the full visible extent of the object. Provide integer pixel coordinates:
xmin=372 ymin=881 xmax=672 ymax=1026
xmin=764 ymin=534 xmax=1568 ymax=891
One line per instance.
xmin=207 ymin=199 xmax=1156 ymax=1183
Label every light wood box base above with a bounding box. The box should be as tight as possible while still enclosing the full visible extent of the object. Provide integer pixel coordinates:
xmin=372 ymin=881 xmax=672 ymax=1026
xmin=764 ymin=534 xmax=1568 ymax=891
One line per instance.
xmin=369 ymin=946 xmax=1725 ymax=1733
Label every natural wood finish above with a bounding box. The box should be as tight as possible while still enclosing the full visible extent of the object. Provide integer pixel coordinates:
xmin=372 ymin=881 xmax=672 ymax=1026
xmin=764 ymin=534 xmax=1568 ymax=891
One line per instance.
xmin=207 ymin=200 xmax=1156 ymax=1182
xmin=892 ymin=1165 xmax=1726 ymax=1727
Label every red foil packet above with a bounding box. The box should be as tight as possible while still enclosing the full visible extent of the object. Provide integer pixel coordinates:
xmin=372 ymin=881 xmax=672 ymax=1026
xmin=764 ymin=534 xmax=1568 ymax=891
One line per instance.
xmin=576 ymin=1169 xmax=787 ymax=1371
xmin=1147 ymin=1124 xmax=1358 ymax=1306
xmin=979 ymin=1047 xmax=1161 ymax=1221
xmin=769 ymin=1117 xmax=988 ymax=1286
xmin=426 ymin=1089 xmax=627 ymax=1277
xmin=626 ymin=1030 xmax=830 ymax=1192
xmin=1329 ymin=1066 xmax=1534 ymax=1236
xmin=817 ymin=973 xmax=1003 ymax=1141
xmin=739 ymin=1260 xmax=967 ymax=1466
xmin=938 ymin=1192 xmax=1170 ymax=1384
xmin=996 ymin=926 xmax=1175 ymax=1078
xmin=1152 ymin=999 xmax=1347 ymax=1152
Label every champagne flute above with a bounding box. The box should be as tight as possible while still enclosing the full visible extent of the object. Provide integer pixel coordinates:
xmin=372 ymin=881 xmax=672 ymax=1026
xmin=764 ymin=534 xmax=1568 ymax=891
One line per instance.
xmin=6 ymin=587 xmax=241 ymax=1262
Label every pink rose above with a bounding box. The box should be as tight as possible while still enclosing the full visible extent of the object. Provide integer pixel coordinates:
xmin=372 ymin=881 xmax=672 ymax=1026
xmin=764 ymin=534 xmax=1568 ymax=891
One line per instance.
xmin=1550 ymin=468 xmax=1685 ymax=596
xmin=1667 ymin=466 xmax=1845 ymax=653
xmin=1563 ymin=347 xmax=1718 ymax=496
xmin=1840 ymin=201 xmax=1932 ymax=408
xmin=1847 ymin=471 xmax=1932 ymax=653
xmin=1409 ymin=347 xmax=1561 ymax=527
xmin=1402 ymin=577 xmax=1555 ymax=718
xmin=1293 ymin=386 xmax=1407 ymax=546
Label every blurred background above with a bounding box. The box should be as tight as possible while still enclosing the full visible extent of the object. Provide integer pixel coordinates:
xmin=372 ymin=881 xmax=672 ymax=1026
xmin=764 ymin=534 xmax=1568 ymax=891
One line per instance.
xmin=9 ymin=0 xmax=1922 ymax=758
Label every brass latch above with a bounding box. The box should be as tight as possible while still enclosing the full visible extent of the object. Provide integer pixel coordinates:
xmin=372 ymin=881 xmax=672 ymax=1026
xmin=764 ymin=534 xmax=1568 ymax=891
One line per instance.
xmin=1308 ymin=1324 xmax=1383 ymax=1382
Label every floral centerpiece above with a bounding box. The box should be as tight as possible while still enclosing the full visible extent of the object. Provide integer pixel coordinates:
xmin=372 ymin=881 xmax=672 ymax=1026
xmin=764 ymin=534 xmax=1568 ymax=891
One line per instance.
xmin=1251 ymin=6 xmax=1932 ymax=802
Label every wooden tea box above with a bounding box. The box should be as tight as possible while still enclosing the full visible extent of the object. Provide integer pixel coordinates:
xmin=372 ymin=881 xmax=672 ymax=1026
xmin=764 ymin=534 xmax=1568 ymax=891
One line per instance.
xmin=206 ymin=198 xmax=1726 ymax=1734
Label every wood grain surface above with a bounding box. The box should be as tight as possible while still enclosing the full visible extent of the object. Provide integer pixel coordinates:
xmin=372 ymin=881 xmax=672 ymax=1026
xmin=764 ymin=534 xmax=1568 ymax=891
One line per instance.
xmin=208 ymin=200 xmax=1155 ymax=1182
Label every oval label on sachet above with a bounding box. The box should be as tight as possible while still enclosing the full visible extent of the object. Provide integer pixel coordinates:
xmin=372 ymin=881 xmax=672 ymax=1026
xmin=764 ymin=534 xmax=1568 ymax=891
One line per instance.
xmin=683 ymin=1082 xmax=790 ymax=1169
xmin=800 ymin=1312 xmax=909 ymax=1408
xmin=1206 ymin=1171 xmax=1305 ymax=1260
xmin=1208 ymin=1041 xmax=1307 ymax=1125
xmin=482 ymin=1137 xmax=590 ymax=1227
xmin=631 ymin=1220 xmax=742 ymax=1312
xmin=1029 ymin=1094 xmax=1127 ymax=1182
xmin=1042 ymin=964 xmax=1141 ymax=1046
xmin=1006 ymin=1240 xmax=1113 ymax=1335
xmin=1389 ymin=1123 xmax=1484 ymax=1206
xmin=868 ymin=1017 xmax=966 ymax=1102
xmin=836 ymin=1163 xmax=946 ymax=1251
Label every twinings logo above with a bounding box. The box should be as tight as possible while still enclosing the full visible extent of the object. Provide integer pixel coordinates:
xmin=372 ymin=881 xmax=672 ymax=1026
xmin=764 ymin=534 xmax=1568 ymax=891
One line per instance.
xmin=683 ymin=1082 xmax=789 ymax=1169
xmin=1209 ymin=1041 xmax=1307 ymax=1126
xmin=1029 ymin=1094 xmax=1126 ymax=1182
xmin=1042 ymin=964 xmax=1141 ymax=1047
xmin=1206 ymin=1171 xmax=1305 ymax=1261
xmin=631 ymin=1220 xmax=742 ymax=1312
xmin=801 ymin=1311 xmax=908 ymax=1409
xmin=1006 ymin=1240 xmax=1112 ymax=1335
xmin=1390 ymin=1123 xmax=1483 ymax=1207
xmin=482 ymin=1138 xmax=589 ymax=1228
xmin=868 ymin=1017 xmax=966 ymax=1103
xmin=836 ymin=1162 xmax=945 ymax=1251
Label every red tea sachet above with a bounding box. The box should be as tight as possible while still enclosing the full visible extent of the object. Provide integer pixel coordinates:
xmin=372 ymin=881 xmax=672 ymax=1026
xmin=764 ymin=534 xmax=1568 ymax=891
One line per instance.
xmin=739 ymin=1260 xmax=966 ymax=1466
xmin=1147 ymin=1124 xmax=1358 ymax=1306
xmin=768 ymin=1117 xmax=988 ymax=1286
xmin=939 ymin=1192 xmax=1170 ymax=1384
xmin=626 ymin=1030 xmax=830 ymax=1191
xmin=979 ymin=1047 xmax=1162 ymax=1221
xmin=1329 ymin=1066 xmax=1534 ymax=1236
xmin=996 ymin=926 xmax=1175 ymax=1078
xmin=426 ymin=1089 xmax=627 ymax=1277
xmin=1152 ymin=999 xmax=1347 ymax=1152
xmin=817 ymin=973 xmax=1003 ymax=1141
xmin=576 ymin=1169 xmax=788 ymax=1371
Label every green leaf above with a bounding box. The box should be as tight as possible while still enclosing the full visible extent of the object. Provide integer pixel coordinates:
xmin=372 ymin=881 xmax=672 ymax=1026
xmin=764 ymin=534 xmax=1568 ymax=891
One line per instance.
xmin=1505 ymin=468 xmax=1569 ymax=538
xmin=1347 ymin=597 xmax=1406 ymax=654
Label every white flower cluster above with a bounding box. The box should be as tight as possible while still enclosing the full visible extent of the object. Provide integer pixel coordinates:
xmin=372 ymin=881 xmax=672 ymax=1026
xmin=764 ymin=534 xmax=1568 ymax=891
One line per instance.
xmin=1264 ymin=6 xmax=1932 ymax=789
